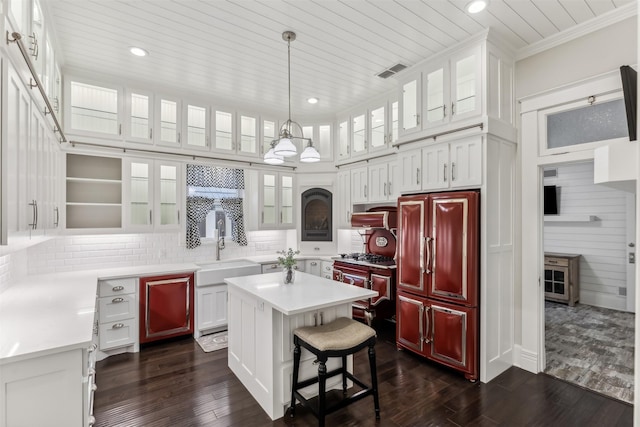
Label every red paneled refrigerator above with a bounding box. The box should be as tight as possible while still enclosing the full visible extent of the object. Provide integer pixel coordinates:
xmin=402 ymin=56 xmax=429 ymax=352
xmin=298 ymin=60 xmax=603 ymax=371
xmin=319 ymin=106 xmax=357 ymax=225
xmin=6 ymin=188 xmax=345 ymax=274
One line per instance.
xmin=396 ymin=191 xmax=479 ymax=381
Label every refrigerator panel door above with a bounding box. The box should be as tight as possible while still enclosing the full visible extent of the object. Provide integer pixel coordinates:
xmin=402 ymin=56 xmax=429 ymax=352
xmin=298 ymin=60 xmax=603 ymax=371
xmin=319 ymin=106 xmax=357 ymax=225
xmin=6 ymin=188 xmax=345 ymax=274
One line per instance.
xmin=429 ymin=191 xmax=479 ymax=306
xmin=428 ymin=301 xmax=478 ymax=380
xmin=397 ymin=197 xmax=426 ymax=295
xmin=397 ymin=293 xmax=426 ymax=355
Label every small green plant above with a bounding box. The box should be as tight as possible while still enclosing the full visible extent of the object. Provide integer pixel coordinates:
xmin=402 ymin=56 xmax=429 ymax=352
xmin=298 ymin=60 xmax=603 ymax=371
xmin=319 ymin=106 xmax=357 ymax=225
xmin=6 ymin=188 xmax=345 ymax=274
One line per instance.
xmin=277 ymin=248 xmax=300 ymax=269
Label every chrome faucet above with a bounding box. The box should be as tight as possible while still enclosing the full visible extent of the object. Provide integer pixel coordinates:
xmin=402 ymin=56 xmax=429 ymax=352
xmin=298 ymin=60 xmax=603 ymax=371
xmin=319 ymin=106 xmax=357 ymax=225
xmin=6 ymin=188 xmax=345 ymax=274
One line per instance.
xmin=215 ymin=219 xmax=225 ymax=260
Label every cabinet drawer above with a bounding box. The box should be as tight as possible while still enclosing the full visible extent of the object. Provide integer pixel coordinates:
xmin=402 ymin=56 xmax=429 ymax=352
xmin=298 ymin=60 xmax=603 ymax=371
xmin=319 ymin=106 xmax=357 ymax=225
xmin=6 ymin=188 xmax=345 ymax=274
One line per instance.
xmin=323 ymin=273 xmax=333 ymax=280
xmin=98 ymin=277 xmax=136 ymax=297
xmin=98 ymin=294 xmax=136 ymax=323
xmin=98 ymin=319 xmax=136 ymax=350
xmin=544 ymin=257 xmax=568 ymax=267
xmin=321 ymin=261 xmax=333 ymax=273
xmin=262 ymin=263 xmax=280 ymax=274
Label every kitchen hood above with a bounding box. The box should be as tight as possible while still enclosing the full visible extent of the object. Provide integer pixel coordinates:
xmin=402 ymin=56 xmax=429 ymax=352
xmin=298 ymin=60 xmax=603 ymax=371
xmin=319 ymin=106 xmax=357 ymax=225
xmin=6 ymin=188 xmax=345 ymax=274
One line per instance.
xmin=350 ymin=207 xmax=397 ymax=230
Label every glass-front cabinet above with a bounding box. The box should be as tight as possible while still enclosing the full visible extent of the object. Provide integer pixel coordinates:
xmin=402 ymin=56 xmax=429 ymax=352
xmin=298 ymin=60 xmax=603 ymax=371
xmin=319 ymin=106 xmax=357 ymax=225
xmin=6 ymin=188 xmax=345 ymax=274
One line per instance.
xmin=212 ymin=110 xmax=259 ymax=157
xmin=399 ymin=71 xmax=422 ymax=138
xmin=183 ymin=103 xmax=210 ymax=150
xmin=423 ymin=46 xmax=481 ymax=130
xmin=337 ymin=119 xmax=350 ymax=161
xmin=65 ymin=78 xmax=123 ymax=139
xmin=259 ymin=172 xmax=294 ymax=229
xmin=155 ymin=96 xmax=181 ymax=146
xmin=369 ymin=104 xmax=386 ymax=152
xmin=261 ymin=118 xmax=278 ymax=156
xmin=351 ymin=112 xmax=367 ymax=157
xmin=124 ymin=159 xmax=182 ymax=231
xmin=125 ymin=89 xmax=154 ymax=144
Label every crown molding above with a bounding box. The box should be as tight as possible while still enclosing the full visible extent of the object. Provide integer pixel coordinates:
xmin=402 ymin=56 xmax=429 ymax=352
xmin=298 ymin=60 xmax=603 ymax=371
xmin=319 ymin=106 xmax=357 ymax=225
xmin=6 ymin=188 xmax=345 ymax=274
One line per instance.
xmin=515 ymin=2 xmax=637 ymax=61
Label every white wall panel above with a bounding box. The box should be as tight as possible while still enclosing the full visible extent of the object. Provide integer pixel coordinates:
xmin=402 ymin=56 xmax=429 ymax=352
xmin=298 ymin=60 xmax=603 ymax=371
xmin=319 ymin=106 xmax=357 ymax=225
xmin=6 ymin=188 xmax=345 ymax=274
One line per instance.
xmin=543 ymin=161 xmax=629 ymax=311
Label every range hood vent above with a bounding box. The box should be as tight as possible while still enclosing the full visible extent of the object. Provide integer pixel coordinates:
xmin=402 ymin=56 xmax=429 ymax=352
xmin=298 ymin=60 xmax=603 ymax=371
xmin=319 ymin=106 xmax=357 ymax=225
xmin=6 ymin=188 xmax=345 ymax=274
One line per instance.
xmin=351 ymin=207 xmax=397 ymax=230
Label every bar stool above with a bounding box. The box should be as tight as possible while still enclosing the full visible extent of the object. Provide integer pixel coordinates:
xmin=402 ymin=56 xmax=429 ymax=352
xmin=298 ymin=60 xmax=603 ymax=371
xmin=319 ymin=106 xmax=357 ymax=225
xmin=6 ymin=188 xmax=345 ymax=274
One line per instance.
xmin=289 ymin=317 xmax=380 ymax=427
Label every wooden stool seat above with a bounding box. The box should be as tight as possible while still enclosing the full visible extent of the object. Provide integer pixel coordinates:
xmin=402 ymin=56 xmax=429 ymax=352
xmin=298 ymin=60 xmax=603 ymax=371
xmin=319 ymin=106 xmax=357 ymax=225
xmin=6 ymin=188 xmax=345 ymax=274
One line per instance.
xmin=289 ymin=317 xmax=380 ymax=427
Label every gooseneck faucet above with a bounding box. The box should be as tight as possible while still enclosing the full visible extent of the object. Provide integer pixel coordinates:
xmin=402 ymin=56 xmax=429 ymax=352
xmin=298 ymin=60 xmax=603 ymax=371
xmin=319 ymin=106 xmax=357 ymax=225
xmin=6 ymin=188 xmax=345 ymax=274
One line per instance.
xmin=215 ymin=219 xmax=225 ymax=261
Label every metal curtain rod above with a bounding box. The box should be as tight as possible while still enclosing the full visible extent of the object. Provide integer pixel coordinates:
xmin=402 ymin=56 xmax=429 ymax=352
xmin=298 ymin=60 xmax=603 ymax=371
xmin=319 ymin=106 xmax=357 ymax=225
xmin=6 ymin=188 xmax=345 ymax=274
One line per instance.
xmin=68 ymin=140 xmax=298 ymax=170
xmin=6 ymin=31 xmax=67 ymax=143
xmin=391 ymin=122 xmax=484 ymax=149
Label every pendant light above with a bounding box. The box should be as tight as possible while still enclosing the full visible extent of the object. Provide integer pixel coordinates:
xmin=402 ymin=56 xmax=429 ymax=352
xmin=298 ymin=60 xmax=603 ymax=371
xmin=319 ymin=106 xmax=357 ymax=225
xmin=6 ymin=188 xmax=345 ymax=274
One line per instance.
xmin=265 ymin=31 xmax=320 ymax=163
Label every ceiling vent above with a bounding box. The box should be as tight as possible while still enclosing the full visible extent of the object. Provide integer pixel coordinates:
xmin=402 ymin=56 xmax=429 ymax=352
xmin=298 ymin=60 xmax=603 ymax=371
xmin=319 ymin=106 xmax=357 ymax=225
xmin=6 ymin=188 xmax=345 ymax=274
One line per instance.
xmin=377 ymin=63 xmax=407 ymax=79
xmin=543 ymin=168 xmax=558 ymax=178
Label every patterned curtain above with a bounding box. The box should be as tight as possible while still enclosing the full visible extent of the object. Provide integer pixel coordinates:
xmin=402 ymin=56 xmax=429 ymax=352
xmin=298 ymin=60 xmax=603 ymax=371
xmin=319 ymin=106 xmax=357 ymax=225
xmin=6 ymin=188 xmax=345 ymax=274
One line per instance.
xmin=185 ymin=165 xmax=247 ymax=249
xmin=186 ymin=197 xmax=217 ymax=249
xmin=186 ymin=165 xmax=244 ymax=189
xmin=220 ymin=198 xmax=248 ymax=246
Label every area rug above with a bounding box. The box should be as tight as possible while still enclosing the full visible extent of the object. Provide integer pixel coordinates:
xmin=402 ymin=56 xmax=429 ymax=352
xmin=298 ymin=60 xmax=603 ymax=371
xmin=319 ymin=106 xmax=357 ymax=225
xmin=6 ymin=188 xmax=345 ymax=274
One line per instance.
xmin=195 ymin=331 xmax=228 ymax=353
xmin=545 ymin=301 xmax=634 ymax=403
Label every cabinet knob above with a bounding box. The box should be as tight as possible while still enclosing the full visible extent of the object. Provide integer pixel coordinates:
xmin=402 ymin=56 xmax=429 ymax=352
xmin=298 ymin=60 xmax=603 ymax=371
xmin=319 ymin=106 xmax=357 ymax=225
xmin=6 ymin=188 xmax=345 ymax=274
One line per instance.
xmin=112 ymin=297 xmax=124 ymax=303
xmin=112 ymin=285 xmax=124 ymax=292
xmin=112 ymin=323 xmax=125 ymax=329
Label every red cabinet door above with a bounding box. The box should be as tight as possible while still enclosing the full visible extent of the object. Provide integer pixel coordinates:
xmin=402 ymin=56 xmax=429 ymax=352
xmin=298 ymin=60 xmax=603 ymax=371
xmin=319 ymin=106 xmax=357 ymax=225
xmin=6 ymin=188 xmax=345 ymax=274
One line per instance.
xmin=370 ymin=272 xmax=391 ymax=306
xmin=427 ymin=191 xmax=479 ymax=305
xmin=140 ymin=273 xmax=195 ymax=344
xmin=396 ymin=292 xmax=427 ymax=356
xmin=426 ymin=301 xmax=478 ymax=381
xmin=397 ymin=196 xmax=427 ymax=296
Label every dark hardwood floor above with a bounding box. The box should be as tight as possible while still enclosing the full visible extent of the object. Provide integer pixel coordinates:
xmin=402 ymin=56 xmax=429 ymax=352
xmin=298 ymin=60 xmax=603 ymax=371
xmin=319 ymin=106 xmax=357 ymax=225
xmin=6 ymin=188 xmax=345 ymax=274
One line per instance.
xmin=94 ymin=322 xmax=633 ymax=427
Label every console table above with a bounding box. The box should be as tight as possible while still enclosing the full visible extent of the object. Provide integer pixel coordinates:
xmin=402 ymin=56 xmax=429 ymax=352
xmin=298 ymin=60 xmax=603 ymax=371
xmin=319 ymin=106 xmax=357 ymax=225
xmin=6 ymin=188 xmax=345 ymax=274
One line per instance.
xmin=544 ymin=252 xmax=580 ymax=306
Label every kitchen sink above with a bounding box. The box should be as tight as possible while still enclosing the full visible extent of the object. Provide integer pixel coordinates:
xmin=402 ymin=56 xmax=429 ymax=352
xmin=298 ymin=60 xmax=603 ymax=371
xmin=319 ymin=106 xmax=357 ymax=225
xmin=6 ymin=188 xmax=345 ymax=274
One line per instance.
xmin=196 ymin=260 xmax=261 ymax=286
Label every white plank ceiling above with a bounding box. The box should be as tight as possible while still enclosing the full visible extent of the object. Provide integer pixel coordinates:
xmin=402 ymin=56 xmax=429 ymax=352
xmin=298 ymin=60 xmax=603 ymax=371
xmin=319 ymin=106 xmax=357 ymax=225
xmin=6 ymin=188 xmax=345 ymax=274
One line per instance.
xmin=45 ymin=0 xmax=635 ymax=118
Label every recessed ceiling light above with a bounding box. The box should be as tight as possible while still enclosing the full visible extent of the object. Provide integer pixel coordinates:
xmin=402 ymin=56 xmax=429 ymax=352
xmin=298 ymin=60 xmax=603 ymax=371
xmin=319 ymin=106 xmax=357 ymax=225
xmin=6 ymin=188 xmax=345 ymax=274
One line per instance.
xmin=129 ymin=46 xmax=148 ymax=57
xmin=466 ymin=0 xmax=487 ymax=13
xmin=307 ymin=97 xmax=319 ymax=104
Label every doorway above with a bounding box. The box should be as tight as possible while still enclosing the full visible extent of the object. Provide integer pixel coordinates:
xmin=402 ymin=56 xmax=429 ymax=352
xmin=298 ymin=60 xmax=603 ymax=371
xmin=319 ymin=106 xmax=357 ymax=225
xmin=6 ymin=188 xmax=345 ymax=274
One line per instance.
xmin=541 ymin=161 xmax=635 ymax=403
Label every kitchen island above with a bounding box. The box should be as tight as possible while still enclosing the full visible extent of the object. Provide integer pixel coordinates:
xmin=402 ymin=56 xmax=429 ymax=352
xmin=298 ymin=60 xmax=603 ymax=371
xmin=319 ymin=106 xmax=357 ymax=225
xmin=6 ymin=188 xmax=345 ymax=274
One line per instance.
xmin=225 ymin=271 xmax=377 ymax=420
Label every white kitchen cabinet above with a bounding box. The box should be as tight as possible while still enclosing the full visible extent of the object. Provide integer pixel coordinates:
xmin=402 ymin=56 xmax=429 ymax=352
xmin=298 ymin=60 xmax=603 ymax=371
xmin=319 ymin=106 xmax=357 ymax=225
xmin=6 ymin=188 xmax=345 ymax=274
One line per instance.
xmin=262 ymin=262 xmax=280 ymax=274
xmin=66 ymin=153 xmax=123 ymax=229
xmin=423 ymin=46 xmax=481 ymax=130
xmin=337 ymin=118 xmax=350 ymax=161
xmin=96 ymin=277 xmax=137 ymax=354
xmin=305 ymin=259 xmax=321 ymax=276
xmin=64 ymin=77 xmax=123 ymax=140
xmin=259 ymin=172 xmax=294 ymax=229
xmin=336 ymin=170 xmax=352 ymax=228
xmin=155 ymin=95 xmax=182 ymax=147
xmin=123 ymin=159 xmax=182 ymax=231
xmin=261 ymin=117 xmax=279 ymax=157
xmin=321 ymin=261 xmax=333 ymax=280
xmin=0 ymin=346 xmax=93 ymax=427
xmin=183 ymin=102 xmax=210 ymax=150
xmin=399 ymin=70 xmax=422 ymax=138
xmin=213 ymin=109 xmax=259 ymax=157
xmin=350 ymin=166 xmax=368 ymax=204
xmin=125 ymin=89 xmax=154 ymax=144
xmin=196 ymin=284 xmax=228 ymax=337
xmin=8 ymin=0 xmax=30 ymax=36
xmin=300 ymin=123 xmax=333 ymax=162
xmin=5 ymin=64 xmax=62 ymax=240
xmin=351 ymin=111 xmax=367 ymax=157
xmin=421 ymin=137 xmax=482 ymax=190
xmin=397 ymin=135 xmax=482 ymax=194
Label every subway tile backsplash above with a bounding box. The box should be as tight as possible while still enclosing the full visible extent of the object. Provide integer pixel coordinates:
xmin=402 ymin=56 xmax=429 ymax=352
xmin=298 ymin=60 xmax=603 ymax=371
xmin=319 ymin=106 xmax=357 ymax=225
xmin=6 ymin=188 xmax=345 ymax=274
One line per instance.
xmin=0 ymin=229 xmax=362 ymax=289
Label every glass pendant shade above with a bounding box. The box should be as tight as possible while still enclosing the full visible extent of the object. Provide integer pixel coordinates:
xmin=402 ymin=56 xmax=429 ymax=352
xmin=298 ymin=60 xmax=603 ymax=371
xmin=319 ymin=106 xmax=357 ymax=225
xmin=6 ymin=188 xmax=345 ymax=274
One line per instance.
xmin=264 ymin=147 xmax=284 ymax=164
xmin=299 ymin=145 xmax=320 ymax=162
xmin=273 ymin=137 xmax=297 ymax=157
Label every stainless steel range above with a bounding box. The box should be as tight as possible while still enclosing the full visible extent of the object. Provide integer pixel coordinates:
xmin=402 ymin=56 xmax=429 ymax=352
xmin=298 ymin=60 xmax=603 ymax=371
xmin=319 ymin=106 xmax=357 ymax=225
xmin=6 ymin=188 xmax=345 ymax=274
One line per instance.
xmin=332 ymin=207 xmax=397 ymax=325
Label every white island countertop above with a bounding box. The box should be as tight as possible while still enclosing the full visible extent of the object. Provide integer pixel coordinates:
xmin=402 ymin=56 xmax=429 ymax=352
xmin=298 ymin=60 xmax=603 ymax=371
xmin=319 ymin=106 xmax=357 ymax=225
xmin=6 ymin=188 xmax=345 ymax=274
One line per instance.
xmin=225 ymin=272 xmax=377 ymax=316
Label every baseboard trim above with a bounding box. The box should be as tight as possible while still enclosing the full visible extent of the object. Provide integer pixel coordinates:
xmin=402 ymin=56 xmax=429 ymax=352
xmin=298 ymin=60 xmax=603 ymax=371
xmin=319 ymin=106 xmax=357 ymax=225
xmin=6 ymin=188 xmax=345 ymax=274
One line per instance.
xmin=514 ymin=344 xmax=539 ymax=374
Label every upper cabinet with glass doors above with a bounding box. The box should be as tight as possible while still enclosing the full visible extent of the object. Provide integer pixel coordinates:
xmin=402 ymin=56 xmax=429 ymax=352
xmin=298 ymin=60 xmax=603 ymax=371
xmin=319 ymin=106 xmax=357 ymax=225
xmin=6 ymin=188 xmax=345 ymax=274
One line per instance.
xmin=65 ymin=78 xmax=123 ymax=140
xmin=155 ymin=95 xmax=181 ymax=147
xmin=259 ymin=172 xmax=294 ymax=229
xmin=423 ymin=46 xmax=481 ymax=130
xmin=398 ymin=36 xmax=514 ymax=142
xmin=125 ymin=89 xmax=154 ymax=144
xmin=183 ymin=103 xmax=210 ymax=150
xmin=212 ymin=109 xmax=259 ymax=157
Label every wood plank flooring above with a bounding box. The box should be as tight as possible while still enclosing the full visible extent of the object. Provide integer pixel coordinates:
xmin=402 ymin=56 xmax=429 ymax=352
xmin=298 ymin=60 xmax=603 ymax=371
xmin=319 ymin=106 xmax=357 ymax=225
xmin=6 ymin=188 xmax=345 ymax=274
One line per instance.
xmin=94 ymin=323 xmax=633 ymax=426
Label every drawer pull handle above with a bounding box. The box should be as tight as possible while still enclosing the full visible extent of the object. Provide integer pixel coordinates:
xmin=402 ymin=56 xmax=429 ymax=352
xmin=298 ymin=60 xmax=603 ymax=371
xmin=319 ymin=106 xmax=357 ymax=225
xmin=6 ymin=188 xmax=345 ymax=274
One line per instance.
xmin=112 ymin=285 xmax=124 ymax=292
xmin=112 ymin=323 xmax=125 ymax=329
xmin=112 ymin=297 xmax=124 ymax=303
xmin=270 ymin=264 xmax=278 ymax=268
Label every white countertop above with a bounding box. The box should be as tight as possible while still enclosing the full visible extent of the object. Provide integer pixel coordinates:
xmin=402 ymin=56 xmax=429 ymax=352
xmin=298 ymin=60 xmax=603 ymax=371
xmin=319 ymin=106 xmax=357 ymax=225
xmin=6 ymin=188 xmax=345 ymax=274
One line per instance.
xmin=242 ymin=254 xmax=335 ymax=264
xmin=0 ymin=271 xmax=98 ymax=363
xmin=0 ymin=263 xmax=200 ymax=364
xmin=225 ymin=272 xmax=377 ymax=316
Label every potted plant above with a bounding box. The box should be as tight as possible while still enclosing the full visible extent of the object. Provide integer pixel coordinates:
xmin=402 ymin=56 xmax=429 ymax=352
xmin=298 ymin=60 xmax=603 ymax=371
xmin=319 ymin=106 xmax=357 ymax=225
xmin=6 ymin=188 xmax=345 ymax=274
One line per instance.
xmin=277 ymin=248 xmax=300 ymax=284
